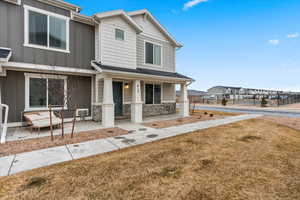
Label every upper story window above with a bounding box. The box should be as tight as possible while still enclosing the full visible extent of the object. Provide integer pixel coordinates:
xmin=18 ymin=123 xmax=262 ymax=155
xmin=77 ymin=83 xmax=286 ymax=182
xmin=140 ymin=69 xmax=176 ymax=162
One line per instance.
xmin=24 ymin=5 xmax=70 ymax=53
xmin=145 ymin=42 xmax=162 ymax=66
xmin=115 ymin=28 xmax=124 ymax=41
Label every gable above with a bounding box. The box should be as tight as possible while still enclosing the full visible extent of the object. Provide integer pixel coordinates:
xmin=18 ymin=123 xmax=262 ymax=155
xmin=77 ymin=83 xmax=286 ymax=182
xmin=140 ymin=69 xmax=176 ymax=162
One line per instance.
xmin=131 ymin=15 xmax=170 ymax=42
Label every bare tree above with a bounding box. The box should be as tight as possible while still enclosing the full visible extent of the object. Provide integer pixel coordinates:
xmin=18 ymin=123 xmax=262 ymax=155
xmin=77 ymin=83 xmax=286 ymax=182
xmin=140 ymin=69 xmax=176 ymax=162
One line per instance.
xmin=47 ymin=75 xmax=80 ymax=139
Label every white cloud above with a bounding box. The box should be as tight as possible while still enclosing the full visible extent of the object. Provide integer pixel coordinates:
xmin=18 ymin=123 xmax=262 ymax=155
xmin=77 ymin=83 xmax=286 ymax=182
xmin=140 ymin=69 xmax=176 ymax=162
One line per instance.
xmin=268 ymin=39 xmax=279 ymax=46
xmin=287 ymin=33 xmax=299 ymax=38
xmin=183 ymin=0 xmax=208 ymax=10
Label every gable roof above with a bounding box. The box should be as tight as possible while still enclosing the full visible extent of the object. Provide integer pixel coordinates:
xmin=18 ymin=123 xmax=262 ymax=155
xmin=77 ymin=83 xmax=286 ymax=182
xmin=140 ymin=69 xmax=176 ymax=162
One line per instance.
xmin=94 ymin=10 xmax=143 ymax=33
xmin=128 ymin=9 xmax=183 ymax=48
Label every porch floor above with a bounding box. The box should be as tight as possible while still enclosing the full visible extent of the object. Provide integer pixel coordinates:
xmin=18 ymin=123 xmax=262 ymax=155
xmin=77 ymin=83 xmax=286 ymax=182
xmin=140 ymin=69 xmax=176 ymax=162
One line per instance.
xmin=5 ymin=114 xmax=182 ymax=142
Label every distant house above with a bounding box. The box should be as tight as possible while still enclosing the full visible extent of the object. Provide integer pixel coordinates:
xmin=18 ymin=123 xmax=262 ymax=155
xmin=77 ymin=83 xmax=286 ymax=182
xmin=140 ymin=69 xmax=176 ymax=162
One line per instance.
xmin=207 ymin=86 xmax=284 ymax=99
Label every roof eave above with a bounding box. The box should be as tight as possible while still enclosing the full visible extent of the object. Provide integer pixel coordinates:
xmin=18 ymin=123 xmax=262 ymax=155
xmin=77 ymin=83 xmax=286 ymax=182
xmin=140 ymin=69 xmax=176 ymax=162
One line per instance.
xmin=37 ymin=0 xmax=81 ymax=12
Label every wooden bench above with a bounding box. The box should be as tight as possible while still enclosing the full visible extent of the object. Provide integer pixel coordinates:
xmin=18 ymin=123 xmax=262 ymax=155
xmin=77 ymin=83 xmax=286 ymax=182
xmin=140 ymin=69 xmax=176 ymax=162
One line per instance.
xmin=24 ymin=111 xmax=61 ymax=134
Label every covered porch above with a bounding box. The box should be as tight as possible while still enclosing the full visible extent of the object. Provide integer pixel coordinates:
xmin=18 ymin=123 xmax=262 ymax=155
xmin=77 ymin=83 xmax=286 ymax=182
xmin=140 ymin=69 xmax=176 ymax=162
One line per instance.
xmin=91 ymin=61 xmax=193 ymax=128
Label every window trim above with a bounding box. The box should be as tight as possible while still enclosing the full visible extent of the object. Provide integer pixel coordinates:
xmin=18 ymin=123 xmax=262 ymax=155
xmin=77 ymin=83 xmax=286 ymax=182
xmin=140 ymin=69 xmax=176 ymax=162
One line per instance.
xmin=144 ymin=40 xmax=163 ymax=67
xmin=24 ymin=73 xmax=68 ymax=111
xmin=144 ymin=83 xmax=163 ymax=105
xmin=24 ymin=5 xmax=70 ymax=53
xmin=115 ymin=28 xmax=125 ymax=41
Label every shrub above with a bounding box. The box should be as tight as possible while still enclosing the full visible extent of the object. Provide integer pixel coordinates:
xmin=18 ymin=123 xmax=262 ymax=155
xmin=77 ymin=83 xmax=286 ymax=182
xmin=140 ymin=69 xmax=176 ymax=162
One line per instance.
xmin=221 ymin=98 xmax=228 ymax=106
xmin=261 ymin=97 xmax=268 ymax=107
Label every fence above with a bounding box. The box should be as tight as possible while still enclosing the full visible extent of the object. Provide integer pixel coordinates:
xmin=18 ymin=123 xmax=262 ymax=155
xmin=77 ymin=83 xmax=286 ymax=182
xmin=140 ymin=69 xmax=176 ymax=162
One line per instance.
xmin=188 ymin=93 xmax=300 ymax=107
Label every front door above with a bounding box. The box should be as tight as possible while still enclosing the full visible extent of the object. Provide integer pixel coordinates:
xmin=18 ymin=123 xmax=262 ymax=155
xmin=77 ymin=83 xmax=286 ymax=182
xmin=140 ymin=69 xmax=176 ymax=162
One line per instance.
xmin=113 ymin=81 xmax=123 ymax=117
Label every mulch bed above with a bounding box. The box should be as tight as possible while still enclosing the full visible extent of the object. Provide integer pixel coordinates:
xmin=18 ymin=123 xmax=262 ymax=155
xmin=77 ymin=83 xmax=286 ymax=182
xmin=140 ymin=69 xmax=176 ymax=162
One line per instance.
xmin=143 ymin=112 xmax=223 ymax=129
xmin=0 ymin=128 xmax=128 ymax=158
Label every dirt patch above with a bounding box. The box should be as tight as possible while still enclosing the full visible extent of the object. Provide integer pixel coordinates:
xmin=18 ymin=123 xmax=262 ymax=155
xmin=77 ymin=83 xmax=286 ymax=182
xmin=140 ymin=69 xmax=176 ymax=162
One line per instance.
xmin=239 ymin=135 xmax=262 ymax=142
xmin=143 ymin=110 xmax=238 ymax=129
xmin=0 ymin=128 xmax=128 ymax=157
xmin=1 ymin=119 xmax=300 ymax=200
xmin=23 ymin=177 xmax=47 ymax=189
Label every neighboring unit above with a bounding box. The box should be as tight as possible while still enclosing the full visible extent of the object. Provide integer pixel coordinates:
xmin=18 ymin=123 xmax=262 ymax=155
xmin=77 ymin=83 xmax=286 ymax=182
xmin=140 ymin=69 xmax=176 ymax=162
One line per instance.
xmin=0 ymin=0 xmax=193 ymax=128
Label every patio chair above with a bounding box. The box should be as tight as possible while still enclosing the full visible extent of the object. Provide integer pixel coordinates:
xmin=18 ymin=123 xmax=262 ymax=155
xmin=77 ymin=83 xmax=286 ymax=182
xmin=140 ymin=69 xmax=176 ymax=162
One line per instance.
xmin=24 ymin=111 xmax=61 ymax=134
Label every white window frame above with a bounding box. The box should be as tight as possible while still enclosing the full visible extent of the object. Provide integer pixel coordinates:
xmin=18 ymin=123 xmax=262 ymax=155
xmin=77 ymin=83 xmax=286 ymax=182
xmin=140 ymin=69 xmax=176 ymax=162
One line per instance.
xmin=144 ymin=83 xmax=163 ymax=105
xmin=144 ymin=40 xmax=163 ymax=67
xmin=24 ymin=5 xmax=70 ymax=53
xmin=115 ymin=28 xmax=125 ymax=41
xmin=25 ymin=73 xmax=68 ymax=111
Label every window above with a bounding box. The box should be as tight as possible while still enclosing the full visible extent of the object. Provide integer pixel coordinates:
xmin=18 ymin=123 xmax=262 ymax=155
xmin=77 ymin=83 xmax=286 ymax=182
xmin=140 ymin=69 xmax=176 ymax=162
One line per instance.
xmin=115 ymin=28 xmax=124 ymax=41
xmin=145 ymin=42 xmax=161 ymax=66
xmin=145 ymin=84 xmax=161 ymax=104
xmin=26 ymin=73 xmax=67 ymax=110
xmin=24 ymin=5 xmax=69 ymax=52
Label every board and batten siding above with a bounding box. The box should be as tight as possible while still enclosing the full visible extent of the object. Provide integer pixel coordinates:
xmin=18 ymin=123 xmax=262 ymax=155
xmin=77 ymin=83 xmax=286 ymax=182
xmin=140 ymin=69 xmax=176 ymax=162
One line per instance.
xmin=137 ymin=34 xmax=176 ymax=72
xmin=0 ymin=0 xmax=95 ymax=70
xmin=98 ymin=16 xmax=137 ymax=68
xmin=0 ymin=70 xmax=91 ymax=123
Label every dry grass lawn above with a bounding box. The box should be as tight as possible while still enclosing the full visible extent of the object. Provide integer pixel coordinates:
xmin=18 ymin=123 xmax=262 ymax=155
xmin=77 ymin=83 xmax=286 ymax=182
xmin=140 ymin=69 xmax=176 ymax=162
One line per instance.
xmin=0 ymin=118 xmax=300 ymax=200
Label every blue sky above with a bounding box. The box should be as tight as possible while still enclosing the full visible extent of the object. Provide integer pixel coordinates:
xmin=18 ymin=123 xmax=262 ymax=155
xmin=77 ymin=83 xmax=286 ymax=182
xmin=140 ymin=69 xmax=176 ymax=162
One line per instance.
xmin=68 ymin=0 xmax=300 ymax=92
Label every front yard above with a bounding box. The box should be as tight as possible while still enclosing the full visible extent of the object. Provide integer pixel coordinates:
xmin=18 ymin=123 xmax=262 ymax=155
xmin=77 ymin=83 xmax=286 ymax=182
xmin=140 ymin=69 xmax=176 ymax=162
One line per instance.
xmin=0 ymin=118 xmax=300 ymax=199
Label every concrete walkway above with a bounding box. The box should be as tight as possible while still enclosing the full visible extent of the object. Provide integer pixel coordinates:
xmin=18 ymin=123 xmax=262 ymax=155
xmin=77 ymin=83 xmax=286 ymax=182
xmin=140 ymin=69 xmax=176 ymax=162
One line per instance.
xmin=0 ymin=114 xmax=261 ymax=177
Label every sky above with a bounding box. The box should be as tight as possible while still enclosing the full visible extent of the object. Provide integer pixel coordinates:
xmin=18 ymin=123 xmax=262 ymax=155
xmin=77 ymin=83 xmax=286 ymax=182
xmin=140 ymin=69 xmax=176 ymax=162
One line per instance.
xmin=68 ymin=0 xmax=300 ymax=92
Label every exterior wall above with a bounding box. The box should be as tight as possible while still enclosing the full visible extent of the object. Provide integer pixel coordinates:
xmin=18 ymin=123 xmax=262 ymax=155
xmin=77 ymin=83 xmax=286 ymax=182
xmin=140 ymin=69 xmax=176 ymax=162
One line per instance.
xmin=0 ymin=70 xmax=91 ymax=123
xmin=162 ymin=83 xmax=175 ymax=102
xmin=0 ymin=0 xmax=95 ymax=70
xmin=123 ymin=80 xmax=132 ymax=103
xmin=98 ymin=16 xmax=137 ymax=68
xmin=137 ymin=34 xmax=176 ymax=72
xmin=131 ymin=15 xmax=167 ymax=41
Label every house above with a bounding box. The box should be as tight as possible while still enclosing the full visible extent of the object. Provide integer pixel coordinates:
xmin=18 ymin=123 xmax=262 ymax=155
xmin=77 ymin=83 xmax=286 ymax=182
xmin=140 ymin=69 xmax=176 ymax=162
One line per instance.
xmin=0 ymin=0 xmax=193 ymax=128
xmin=207 ymin=86 xmax=284 ymax=99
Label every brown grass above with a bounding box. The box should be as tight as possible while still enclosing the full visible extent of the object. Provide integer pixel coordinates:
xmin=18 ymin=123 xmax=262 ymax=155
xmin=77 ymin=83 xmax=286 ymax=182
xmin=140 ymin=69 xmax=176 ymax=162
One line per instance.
xmin=0 ymin=128 xmax=128 ymax=157
xmin=0 ymin=119 xmax=300 ymax=200
xmin=144 ymin=110 xmax=239 ymax=128
xmin=264 ymin=116 xmax=300 ymax=131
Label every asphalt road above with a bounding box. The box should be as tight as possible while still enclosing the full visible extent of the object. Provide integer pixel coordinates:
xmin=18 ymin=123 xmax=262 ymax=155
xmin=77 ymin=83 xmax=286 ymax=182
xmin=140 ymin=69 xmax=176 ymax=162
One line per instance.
xmin=195 ymin=105 xmax=300 ymax=118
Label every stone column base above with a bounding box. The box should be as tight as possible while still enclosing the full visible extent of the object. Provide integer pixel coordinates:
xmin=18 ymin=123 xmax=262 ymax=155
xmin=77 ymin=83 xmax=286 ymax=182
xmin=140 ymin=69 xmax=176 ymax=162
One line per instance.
xmin=131 ymin=102 xmax=143 ymax=123
xmin=102 ymin=103 xmax=114 ymax=128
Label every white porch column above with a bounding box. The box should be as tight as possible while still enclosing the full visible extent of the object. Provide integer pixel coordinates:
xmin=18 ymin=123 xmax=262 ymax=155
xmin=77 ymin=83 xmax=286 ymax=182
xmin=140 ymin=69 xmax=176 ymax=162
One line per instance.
xmin=180 ymin=82 xmax=189 ymax=117
xmin=102 ymin=77 xmax=114 ymax=128
xmin=131 ymin=80 xmax=143 ymax=123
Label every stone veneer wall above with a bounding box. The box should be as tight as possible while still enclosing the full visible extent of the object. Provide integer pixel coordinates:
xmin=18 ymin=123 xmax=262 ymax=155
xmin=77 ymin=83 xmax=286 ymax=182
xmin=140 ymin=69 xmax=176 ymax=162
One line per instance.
xmin=92 ymin=105 xmax=102 ymax=122
xmin=142 ymin=103 xmax=176 ymax=117
xmin=92 ymin=103 xmax=176 ymax=121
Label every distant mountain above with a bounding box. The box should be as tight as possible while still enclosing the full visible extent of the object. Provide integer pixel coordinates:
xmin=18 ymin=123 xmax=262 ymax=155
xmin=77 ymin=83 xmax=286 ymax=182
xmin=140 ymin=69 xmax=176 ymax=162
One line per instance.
xmin=176 ymin=90 xmax=207 ymax=96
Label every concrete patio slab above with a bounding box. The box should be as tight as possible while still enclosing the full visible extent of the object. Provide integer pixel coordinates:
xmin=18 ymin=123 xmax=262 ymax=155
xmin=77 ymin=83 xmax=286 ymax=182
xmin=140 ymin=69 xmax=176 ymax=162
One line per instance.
xmin=9 ymin=146 xmax=72 ymax=175
xmin=67 ymin=139 xmax=118 ymax=159
xmin=0 ymin=155 xmax=14 ymax=176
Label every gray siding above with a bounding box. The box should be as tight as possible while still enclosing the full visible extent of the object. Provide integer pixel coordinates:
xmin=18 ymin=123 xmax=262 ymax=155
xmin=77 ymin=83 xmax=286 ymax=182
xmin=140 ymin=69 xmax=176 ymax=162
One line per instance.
xmin=0 ymin=70 xmax=91 ymax=123
xmin=137 ymin=34 xmax=176 ymax=72
xmin=0 ymin=0 xmax=95 ymax=70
